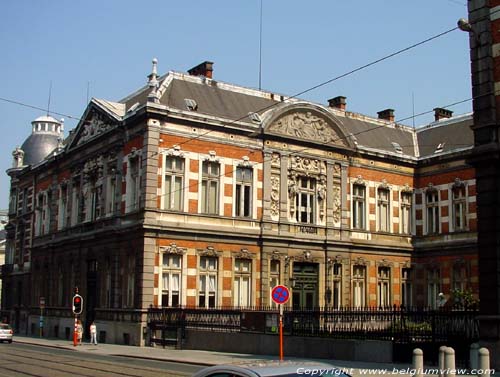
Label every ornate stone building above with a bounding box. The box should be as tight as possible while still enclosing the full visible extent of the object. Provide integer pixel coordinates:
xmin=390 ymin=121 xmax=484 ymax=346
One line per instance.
xmin=1 ymin=60 xmax=478 ymax=345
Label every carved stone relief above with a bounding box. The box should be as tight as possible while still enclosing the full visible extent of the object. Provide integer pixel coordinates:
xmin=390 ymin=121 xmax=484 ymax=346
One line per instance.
xmin=160 ymin=243 xmax=186 ymax=255
xmin=268 ymin=111 xmax=345 ymax=145
xmin=77 ymin=111 xmax=114 ymax=145
xmin=270 ymin=175 xmax=280 ymax=218
xmin=332 ymin=185 xmax=341 ymax=223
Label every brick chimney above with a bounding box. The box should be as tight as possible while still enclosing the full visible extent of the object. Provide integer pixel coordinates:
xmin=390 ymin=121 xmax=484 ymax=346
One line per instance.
xmin=328 ymin=96 xmax=346 ymax=110
xmin=188 ymin=61 xmax=214 ymax=79
xmin=433 ymin=107 xmax=453 ymax=121
xmin=377 ymin=108 xmax=395 ymax=122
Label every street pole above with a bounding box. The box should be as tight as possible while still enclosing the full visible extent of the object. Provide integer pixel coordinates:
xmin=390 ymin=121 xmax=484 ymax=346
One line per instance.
xmin=279 ymin=304 xmax=283 ymax=361
xmin=73 ymin=315 xmax=77 ymax=347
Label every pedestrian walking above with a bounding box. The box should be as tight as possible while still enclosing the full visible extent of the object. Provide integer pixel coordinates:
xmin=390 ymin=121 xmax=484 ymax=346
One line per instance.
xmin=90 ymin=321 xmax=97 ymax=345
xmin=76 ymin=320 xmax=83 ymax=345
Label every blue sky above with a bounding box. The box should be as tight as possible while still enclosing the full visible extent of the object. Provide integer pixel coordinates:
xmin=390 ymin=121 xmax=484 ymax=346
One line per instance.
xmin=0 ymin=0 xmax=471 ymax=208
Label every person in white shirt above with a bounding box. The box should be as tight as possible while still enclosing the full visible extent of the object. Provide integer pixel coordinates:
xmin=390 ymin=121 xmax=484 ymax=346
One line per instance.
xmin=90 ymin=322 xmax=97 ymax=345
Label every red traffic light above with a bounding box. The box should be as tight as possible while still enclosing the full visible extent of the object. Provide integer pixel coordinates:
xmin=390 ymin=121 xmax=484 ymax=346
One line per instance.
xmin=72 ymin=294 xmax=83 ymax=315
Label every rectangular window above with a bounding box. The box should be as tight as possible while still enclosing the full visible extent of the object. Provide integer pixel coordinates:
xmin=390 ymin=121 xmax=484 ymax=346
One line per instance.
xmin=401 ymin=192 xmax=412 ymax=234
xmin=426 ymin=190 xmax=439 ymax=234
xmin=452 ymin=264 xmax=467 ymax=292
xmin=9 ymin=189 xmax=18 ymax=214
xmin=377 ymin=267 xmax=391 ymax=307
xmin=58 ymin=185 xmax=68 ymax=230
xmin=199 ymin=256 xmax=217 ymax=308
xmin=401 ymin=268 xmax=413 ymax=307
xmin=127 ymin=158 xmax=140 ymax=212
xmin=201 ymin=161 xmax=220 ymax=214
xmin=295 ymin=177 xmax=316 ymax=224
xmin=234 ymin=259 xmax=251 ymax=307
xmin=328 ymin=263 xmax=342 ymax=309
xmin=352 ymin=265 xmax=366 ymax=308
xmin=427 ymin=268 xmax=440 ymax=309
xmin=90 ymin=186 xmax=100 ymax=221
xmin=269 ymin=259 xmax=280 ymax=307
xmin=106 ymin=175 xmax=116 ymax=216
xmin=235 ymin=166 xmax=253 ymax=217
xmin=452 ymin=186 xmax=466 ymax=231
xmin=162 ymin=254 xmax=182 ymax=307
xmin=352 ymin=185 xmax=366 ymax=229
xmin=71 ymin=180 xmax=81 ymax=226
xmin=164 ymin=156 xmax=185 ymax=211
xmin=378 ymin=188 xmax=390 ymax=232
xmin=35 ymin=193 xmax=43 ymax=236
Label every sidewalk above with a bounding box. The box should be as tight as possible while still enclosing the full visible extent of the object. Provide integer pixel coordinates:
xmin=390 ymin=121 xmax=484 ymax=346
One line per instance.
xmin=12 ymin=335 xmax=496 ymax=377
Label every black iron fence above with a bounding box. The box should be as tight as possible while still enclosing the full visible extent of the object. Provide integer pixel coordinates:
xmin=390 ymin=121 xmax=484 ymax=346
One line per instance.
xmin=147 ymin=305 xmax=480 ymax=338
xmin=147 ymin=305 xmax=479 ymax=358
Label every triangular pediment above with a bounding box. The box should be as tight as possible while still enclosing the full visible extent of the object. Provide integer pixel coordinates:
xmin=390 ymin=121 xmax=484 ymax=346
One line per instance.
xmin=264 ymin=104 xmax=353 ymax=149
xmin=68 ymin=100 xmax=122 ymax=150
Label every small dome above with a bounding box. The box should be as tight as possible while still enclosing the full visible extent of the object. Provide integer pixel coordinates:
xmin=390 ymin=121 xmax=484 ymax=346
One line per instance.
xmin=19 ymin=115 xmax=64 ymax=166
xmin=21 ymin=133 xmax=60 ymax=166
xmin=33 ymin=115 xmax=60 ymax=124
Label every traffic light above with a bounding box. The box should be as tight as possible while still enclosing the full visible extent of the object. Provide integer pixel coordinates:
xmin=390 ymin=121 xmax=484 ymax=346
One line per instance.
xmin=72 ymin=294 xmax=83 ymax=315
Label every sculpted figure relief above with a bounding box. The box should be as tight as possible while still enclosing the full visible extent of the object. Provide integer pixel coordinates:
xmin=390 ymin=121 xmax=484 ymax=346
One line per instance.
xmin=78 ymin=112 xmax=113 ymax=145
xmin=269 ymin=111 xmax=345 ymax=145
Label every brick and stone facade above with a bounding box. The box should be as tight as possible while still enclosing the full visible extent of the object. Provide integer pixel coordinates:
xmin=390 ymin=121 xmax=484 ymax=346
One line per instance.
xmin=1 ymin=60 xmax=479 ymax=345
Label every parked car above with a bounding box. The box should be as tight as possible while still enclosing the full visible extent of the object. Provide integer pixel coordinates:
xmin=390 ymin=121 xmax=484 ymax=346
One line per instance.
xmin=0 ymin=324 xmax=13 ymax=343
xmin=192 ymin=360 xmax=350 ymax=377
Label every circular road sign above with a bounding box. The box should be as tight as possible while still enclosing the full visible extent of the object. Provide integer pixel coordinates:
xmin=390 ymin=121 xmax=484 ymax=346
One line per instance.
xmin=271 ymin=285 xmax=290 ymax=305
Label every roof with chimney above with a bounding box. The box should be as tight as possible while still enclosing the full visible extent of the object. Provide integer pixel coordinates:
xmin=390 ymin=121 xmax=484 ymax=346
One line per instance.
xmin=21 ymin=60 xmax=475 ymax=167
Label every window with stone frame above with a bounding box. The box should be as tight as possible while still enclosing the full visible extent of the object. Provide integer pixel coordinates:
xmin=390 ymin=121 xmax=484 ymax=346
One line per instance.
xmin=201 ymin=160 xmax=220 ymax=215
xmin=234 ymin=259 xmax=252 ymax=307
xmin=328 ymin=262 xmax=342 ymax=309
xmin=427 ymin=268 xmax=441 ymax=309
xmin=58 ymin=184 xmax=68 ymax=230
xmin=89 ymin=183 xmax=100 ymax=221
xmin=352 ymin=184 xmax=366 ymax=230
xmin=9 ymin=188 xmax=18 ymax=215
xmin=71 ymin=178 xmax=81 ymax=226
xmin=126 ymin=155 xmax=140 ymax=212
xmin=22 ymin=187 xmax=29 ymax=213
xmin=199 ymin=256 xmax=217 ymax=308
xmin=164 ymin=156 xmax=185 ymax=211
xmin=401 ymin=267 xmax=413 ymax=308
xmin=377 ymin=187 xmax=390 ymax=232
xmin=35 ymin=192 xmax=44 ymax=236
xmin=377 ymin=266 xmax=391 ymax=307
xmin=452 ymin=184 xmax=467 ymax=231
xmin=162 ymin=254 xmax=182 ymax=307
xmin=125 ymin=257 xmax=135 ymax=308
xmin=352 ymin=265 xmax=366 ymax=308
xmin=106 ymin=173 xmax=117 ymax=216
xmin=269 ymin=259 xmax=280 ymax=307
xmin=452 ymin=263 xmax=468 ymax=292
xmin=400 ymin=192 xmax=412 ymax=234
xmin=235 ymin=166 xmax=253 ymax=218
xmin=295 ymin=176 xmax=316 ymax=224
xmin=426 ymin=189 xmax=439 ymax=234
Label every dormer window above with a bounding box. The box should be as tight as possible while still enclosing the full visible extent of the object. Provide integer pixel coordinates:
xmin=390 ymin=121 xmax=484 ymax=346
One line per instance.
xmin=434 ymin=143 xmax=445 ymax=154
xmin=184 ymin=98 xmax=198 ymax=111
xmin=391 ymin=142 xmax=403 ymax=154
xmin=248 ymin=112 xmax=262 ymax=124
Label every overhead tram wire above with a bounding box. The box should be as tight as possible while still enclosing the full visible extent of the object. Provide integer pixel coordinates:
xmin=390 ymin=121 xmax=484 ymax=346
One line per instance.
xmin=1 ymin=7 xmax=498 ymax=136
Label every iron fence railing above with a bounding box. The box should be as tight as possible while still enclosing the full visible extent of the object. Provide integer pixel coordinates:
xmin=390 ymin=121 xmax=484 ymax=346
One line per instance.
xmin=147 ymin=305 xmax=479 ymax=343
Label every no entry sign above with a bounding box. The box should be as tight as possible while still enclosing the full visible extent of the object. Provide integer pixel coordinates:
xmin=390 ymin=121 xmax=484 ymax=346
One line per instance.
xmin=271 ymin=285 xmax=290 ymax=305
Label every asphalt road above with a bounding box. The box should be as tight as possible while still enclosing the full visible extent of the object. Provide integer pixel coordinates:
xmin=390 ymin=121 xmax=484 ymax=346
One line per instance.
xmin=0 ymin=342 xmax=204 ymax=377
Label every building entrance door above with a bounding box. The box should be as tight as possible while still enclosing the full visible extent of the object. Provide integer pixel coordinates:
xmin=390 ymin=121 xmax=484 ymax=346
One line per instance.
xmin=291 ymin=262 xmax=318 ymax=309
